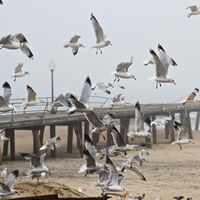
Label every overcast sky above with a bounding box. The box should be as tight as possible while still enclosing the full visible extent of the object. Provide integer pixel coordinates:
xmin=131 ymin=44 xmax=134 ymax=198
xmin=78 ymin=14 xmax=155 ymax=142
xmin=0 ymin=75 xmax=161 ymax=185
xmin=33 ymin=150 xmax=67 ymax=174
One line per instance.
xmin=0 ymin=0 xmax=199 ymax=104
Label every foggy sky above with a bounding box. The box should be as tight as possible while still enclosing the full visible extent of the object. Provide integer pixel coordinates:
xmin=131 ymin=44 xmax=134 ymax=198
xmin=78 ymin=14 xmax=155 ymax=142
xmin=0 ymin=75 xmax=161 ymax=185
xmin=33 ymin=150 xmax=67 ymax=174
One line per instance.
xmin=0 ymin=0 xmax=199 ymax=105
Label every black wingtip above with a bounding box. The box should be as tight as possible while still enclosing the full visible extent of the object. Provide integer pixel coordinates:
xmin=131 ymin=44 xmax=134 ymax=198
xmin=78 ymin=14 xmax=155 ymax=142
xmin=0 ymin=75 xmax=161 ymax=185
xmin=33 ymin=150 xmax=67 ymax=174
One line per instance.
xmin=106 ymin=90 xmax=111 ymax=95
xmin=85 ymin=76 xmax=92 ymax=87
xmin=3 ymin=81 xmax=11 ymax=89
xmin=12 ymin=170 xmax=19 ymax=177
xmin=157 ymin=43 xmax=165 ymax=53
xmin=149 ymin=49 xmax=157 ymax=56
xmin=27 ymin=85 xmax=33 ymax=90
xmin=135 ymin=101 xmax=140 ymax=110
xmin=144 ymin=118 xmax=151 ymax=127
xmin=195 ymin=88 xmax=199 ymax=92
xmin=84 ymin=134 xmax=93 ymax=144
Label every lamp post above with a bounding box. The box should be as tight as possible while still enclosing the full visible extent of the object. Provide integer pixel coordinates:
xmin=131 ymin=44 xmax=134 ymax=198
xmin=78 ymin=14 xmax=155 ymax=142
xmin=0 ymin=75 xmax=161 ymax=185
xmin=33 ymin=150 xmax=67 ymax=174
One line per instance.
xmin=49 ymin=60 xmax=56 ymax=102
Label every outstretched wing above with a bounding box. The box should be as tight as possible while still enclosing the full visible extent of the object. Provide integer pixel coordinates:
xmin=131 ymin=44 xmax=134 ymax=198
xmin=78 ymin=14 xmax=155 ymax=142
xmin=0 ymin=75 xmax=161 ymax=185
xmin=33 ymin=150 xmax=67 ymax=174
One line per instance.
xmin=5 ymin=170 xmax=19 ymax=189
xmin=69 ymin=35 xmax=81 ymax=43
xmin=15 ymin=63 xmax=23 ymax=73
xmin=84 ymin=110 xmax=104 ymax=128
xmin=3 ymin=82 xmax=12 ymax=105
xmin=187 ymin=5 xmax=198 ymax=12
xmin=91 ymin=13 xmax=105 ymax=43
xmin=20 ymin=43 xmax=34 ymax=59
xmin=27 ymin=85 xmax=36 ymax=101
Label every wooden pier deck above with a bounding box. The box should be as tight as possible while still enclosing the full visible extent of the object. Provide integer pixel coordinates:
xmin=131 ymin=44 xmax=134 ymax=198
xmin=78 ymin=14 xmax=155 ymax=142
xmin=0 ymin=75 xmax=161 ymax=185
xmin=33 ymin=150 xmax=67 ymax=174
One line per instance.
xmin=1 ymin=102 xmax=200 ymax=160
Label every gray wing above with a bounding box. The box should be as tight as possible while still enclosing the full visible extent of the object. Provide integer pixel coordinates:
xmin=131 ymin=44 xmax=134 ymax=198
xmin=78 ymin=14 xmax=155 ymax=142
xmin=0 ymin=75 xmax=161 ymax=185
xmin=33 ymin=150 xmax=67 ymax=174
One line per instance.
xmin=27 ymin=85 xmax=36 ymax=101
xmin=69 ymin=35 xmax=81 ymax=43
xmin=72 ymin=46 xmax=79 ymax=55
xmin=52 ymin=94 xmax=70 ymax=107
xmin=20 ymin=43 xmax=34 ymax=59
xmin=84 ymin=134 xmax=97 ymax=160
xmin=0 ymin=34 xmax=11 ymax=44
xmin=84 ymin=111 xmax=104 ymax=128
xmin=106 ymin=155 xmax=117 ymax=172
xmin=91 ymin=13 xmax=104 ymax=43
xmin=3 ymin=82 xmax=12 ymax=105
xmin=0 ymin=96 xmax=7 ymax=107
xmin=12 ymin=33 xmax=28 ymax=43
xmin=174 ymin=121 xmax=188 ymax=140
xmin=98 ymin=169 xmax=110 ymax=185
xmin=116 ymin=62 xmax=131 ymax=72
xmin=5 ymin=170 xmax=19 ymax=189
xmin=83 ymin=149 xmax=96 ymax=169
xmin=109 ymin=172 xmax=124 ymax=186
xmin=135 ymin=102 xmax=144 ymax=132
xmin=149 ymin=49 xmax=166 ymax=78
xmin=111 ymin=126 xmax=126 ymax=147
xmin=128 ymin=166 xmax=146 ymax=181
xmin=187 ymin=5 xmax=198 ymax=12
xmin=79 ymin=76 xmax=92 ymax=105
xmin=15 ymin=63 xmax=23 ymax=73
xmin=66 ymin=93 xmax=86 ymax=109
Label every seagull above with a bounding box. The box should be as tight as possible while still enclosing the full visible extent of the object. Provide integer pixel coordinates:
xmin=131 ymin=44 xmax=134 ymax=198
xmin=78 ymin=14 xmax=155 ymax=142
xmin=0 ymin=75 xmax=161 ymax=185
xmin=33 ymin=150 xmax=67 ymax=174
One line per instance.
xmin=64 ymin=35 xmax=85 ymax=55
xmin=92 ymin=82 xmax=114 ymax=95
xmin=128 ymin=149 xmax=150 ymax=167
xmin=84 ymin=134 xmax=97 ymax=160
xmin=0 ymin=167 xmax=8 ymax=182
xmin=173 ymin=196 xmax=184 ymax=200
xmin=134 ymin=193 xmax=146 ymax=200
xmin=12 ymin=62 xmax=30 ymax=81
xmin=22 ymin=85 xmax=43 ymax=111
xmin=182 ymin=88 xmax=199 ymax=105
xmin=0 ymin=170 xmax=19 ymax=198
xmin=112 ymin=57 xmax=136 ymax=82
xmin=157 ymin=44 xmax=177 ymax=74
xmin=0 ymin=82 xmax=15 ymax=113
xmin=127 ymin=101 xmax=151 ymax=139
xmin=48 ymin=94 xmax=72 ymax=114
xmin=171 ymin=121 xmax=193 ymax=150
xmin=148 ymin=49 xmax=176 ymax=89
xmin=90 ymin=13 xmax=112 ymax=54
xmin=186 ymin=5 xmax=200 ymax=18
xmin=20 ymin=152 xmax=50 ymax=183
xmin=110 ymin=94 xmax=128 ymax=108
xmin=39 ymin=136 xmax=62 ymax=153
xmin=66 ymin=76 xmax=93 ymax=113
xmin=151 ymin=115 xmax=175 ymax=127
xmin=0 ymin=33 xmax=34 ymax=59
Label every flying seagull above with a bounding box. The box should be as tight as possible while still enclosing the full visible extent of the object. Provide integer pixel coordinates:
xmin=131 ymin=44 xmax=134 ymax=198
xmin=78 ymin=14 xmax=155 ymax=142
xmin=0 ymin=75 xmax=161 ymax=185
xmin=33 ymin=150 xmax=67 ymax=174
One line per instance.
xmin=0 ymin=82 xmax=15 ymax=113
xmin=148 ymin=49 xmax=176 ymax=89
xmin=171 ymin=121 xmax=193 ymax=150
xmin=64 ymin=35 xmax=85 ymax=55
xmin=182 ymin=88 xmax=199 ymax=105
xmin=112 ymin=57 xmax=136 ymax=82
xmin=186 ymin=5 xmax=200 ymax=18
xmin=12 ymin=62 xmax=30 ymax=81
xmin=22 ymin=85 xmax=43 ymax=111
xmin=92 ymin=82 xmax=114 ymax=95
xmin=127 ymin=101 xmax=151 ymax=139
xmin=0 ymin=170 xmax=19 ymax=198
xmin=90 ymin=13 xmax=112 ymax=54
xmin=0 ymin=33 xmax=34 ymax=59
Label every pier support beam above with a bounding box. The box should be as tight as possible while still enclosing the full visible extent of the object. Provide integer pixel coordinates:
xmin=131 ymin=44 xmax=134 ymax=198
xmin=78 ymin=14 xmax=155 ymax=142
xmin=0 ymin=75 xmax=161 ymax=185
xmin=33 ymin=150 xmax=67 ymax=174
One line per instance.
xmin=32 ymin=129 xmax=41 ymax=155
xmin=195 ymin=111 xmax=200 ymax=131
xmin=67 ymin=123 xmax=73 ymax=153
xmin=180 ymin=111 xmax=193 ymax=139
xmin=120 ymin=117 xmax=130 ymax=143
xmin=74 ymin=121 xmax=83 ymax=157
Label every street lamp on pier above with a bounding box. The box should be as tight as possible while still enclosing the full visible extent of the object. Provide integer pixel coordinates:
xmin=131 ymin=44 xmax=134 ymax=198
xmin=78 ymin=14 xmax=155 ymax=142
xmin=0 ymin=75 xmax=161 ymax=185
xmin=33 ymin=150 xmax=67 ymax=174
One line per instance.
xmin=49 ymin=60 xmax=56 ymax=102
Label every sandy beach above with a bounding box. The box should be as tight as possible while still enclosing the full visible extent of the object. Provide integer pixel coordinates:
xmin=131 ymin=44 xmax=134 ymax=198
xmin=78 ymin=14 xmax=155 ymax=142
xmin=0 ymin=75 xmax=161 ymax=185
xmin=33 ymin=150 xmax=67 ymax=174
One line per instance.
xmin=1 ymin=127 xmax=200 ymax=199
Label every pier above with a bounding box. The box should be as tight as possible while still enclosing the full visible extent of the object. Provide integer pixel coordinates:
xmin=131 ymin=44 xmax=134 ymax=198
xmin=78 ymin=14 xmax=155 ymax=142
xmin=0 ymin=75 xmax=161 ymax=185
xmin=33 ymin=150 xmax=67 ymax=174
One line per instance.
xmin=1 ymin=100 xmax=200 ymax=160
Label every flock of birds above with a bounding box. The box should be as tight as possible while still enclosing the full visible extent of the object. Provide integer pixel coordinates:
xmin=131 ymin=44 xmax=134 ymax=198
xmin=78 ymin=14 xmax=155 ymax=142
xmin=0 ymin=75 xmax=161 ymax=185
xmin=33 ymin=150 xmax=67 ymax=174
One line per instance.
xmin=0 ymin=2 xmax=199 ymax=200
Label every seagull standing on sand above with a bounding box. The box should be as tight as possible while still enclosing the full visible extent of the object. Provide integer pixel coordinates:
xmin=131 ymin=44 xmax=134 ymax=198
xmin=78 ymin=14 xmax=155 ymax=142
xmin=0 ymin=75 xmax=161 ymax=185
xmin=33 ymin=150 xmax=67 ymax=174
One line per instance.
xmin=0 ymin=33 xmax=34 ymax=59
xmin=12 ymin=62 xmax=30 ymax=81
xmin=112 ymin=57 xmax=136 ymax=82
xmin=127 ymin=101 xmax=151 ymax=139
xmin=0 ymin=170 xmax=19 ymax=198
xmin=171 ymin=121 xmax=193 ymax=150
xmin=0 ymin=82 xmax=15 ymax=113
xmin=22 ymin=85 xmax=43 ymax=111
xmin=186 ymin=5 xmax=200 ymax=18
xmin=90 ymin=13 xmax=112 ymax=54
xmin=64 ymin=35 xmax=85 ymax=56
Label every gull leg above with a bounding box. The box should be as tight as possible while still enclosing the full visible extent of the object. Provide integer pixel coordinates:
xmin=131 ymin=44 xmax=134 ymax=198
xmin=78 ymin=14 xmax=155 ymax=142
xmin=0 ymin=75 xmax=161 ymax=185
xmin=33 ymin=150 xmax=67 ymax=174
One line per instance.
xmin=117 ymin=77 xmax=120 ymax=82
xmin=100 ymin=48 xmax=102 ymax=54
xmin=178 ymin=144 xmax=182 ymax=150
xmin=14 ymin=77 xmax=16 ymax=82
xmin=156 ymin=81 xmax=158 ymax=89
xmin=96 ymin=48 xmax=98 ymax=54
xmin=159 ymin=83 xmax=162 ymax=87
xmin=114 ymin=75 xmax=116 ymax=82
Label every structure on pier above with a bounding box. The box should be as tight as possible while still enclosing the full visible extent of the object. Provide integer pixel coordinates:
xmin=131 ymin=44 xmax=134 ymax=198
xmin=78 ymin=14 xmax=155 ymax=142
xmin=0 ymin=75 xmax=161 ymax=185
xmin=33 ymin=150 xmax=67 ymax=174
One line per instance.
xmin=0 ymin=103 xmax=200 ymax=160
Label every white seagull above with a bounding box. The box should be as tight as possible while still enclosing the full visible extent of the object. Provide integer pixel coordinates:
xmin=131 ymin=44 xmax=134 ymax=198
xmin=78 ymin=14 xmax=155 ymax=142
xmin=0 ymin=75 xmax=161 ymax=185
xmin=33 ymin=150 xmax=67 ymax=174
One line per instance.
xmin=148 ymin=49 xmax=176 ymax=89
xmin=0 ymin=82 xmax=15 ymax=113
xmin=186 ymin=5 xmax=200 ymax=18
xmin=12 ymin=62 xmax=30 ymax=82
xmin=90 ymin=13 xmax=112 ymax=54
xmin=92 ymin=82 xmax=114 ymax=95
xmin=66 ymin=76 xmax=93 ymax=113
xmin=171 ymin=121 xmax=193 ymax=150
xmin=48 ymin=94 xmax=72 ymax=114
xmin=22 ymin=85 xmax=43 ymax=111
xmin=182 ymin=88 xmax=199 ymax=105
xmin=110 ymin=94 xmax=128 ymax=108
xmin=0 ymin=33 xmax=34 ymax=59
xmin=112 ymin=57 xmax=136 ymax=82
xmin=0 ymin=170 xmax=19 ymax=198
xmin=64 ymin=35 xmax=85 ymax=56
xmin=127 ymin=102 xmax=151 ymax=139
